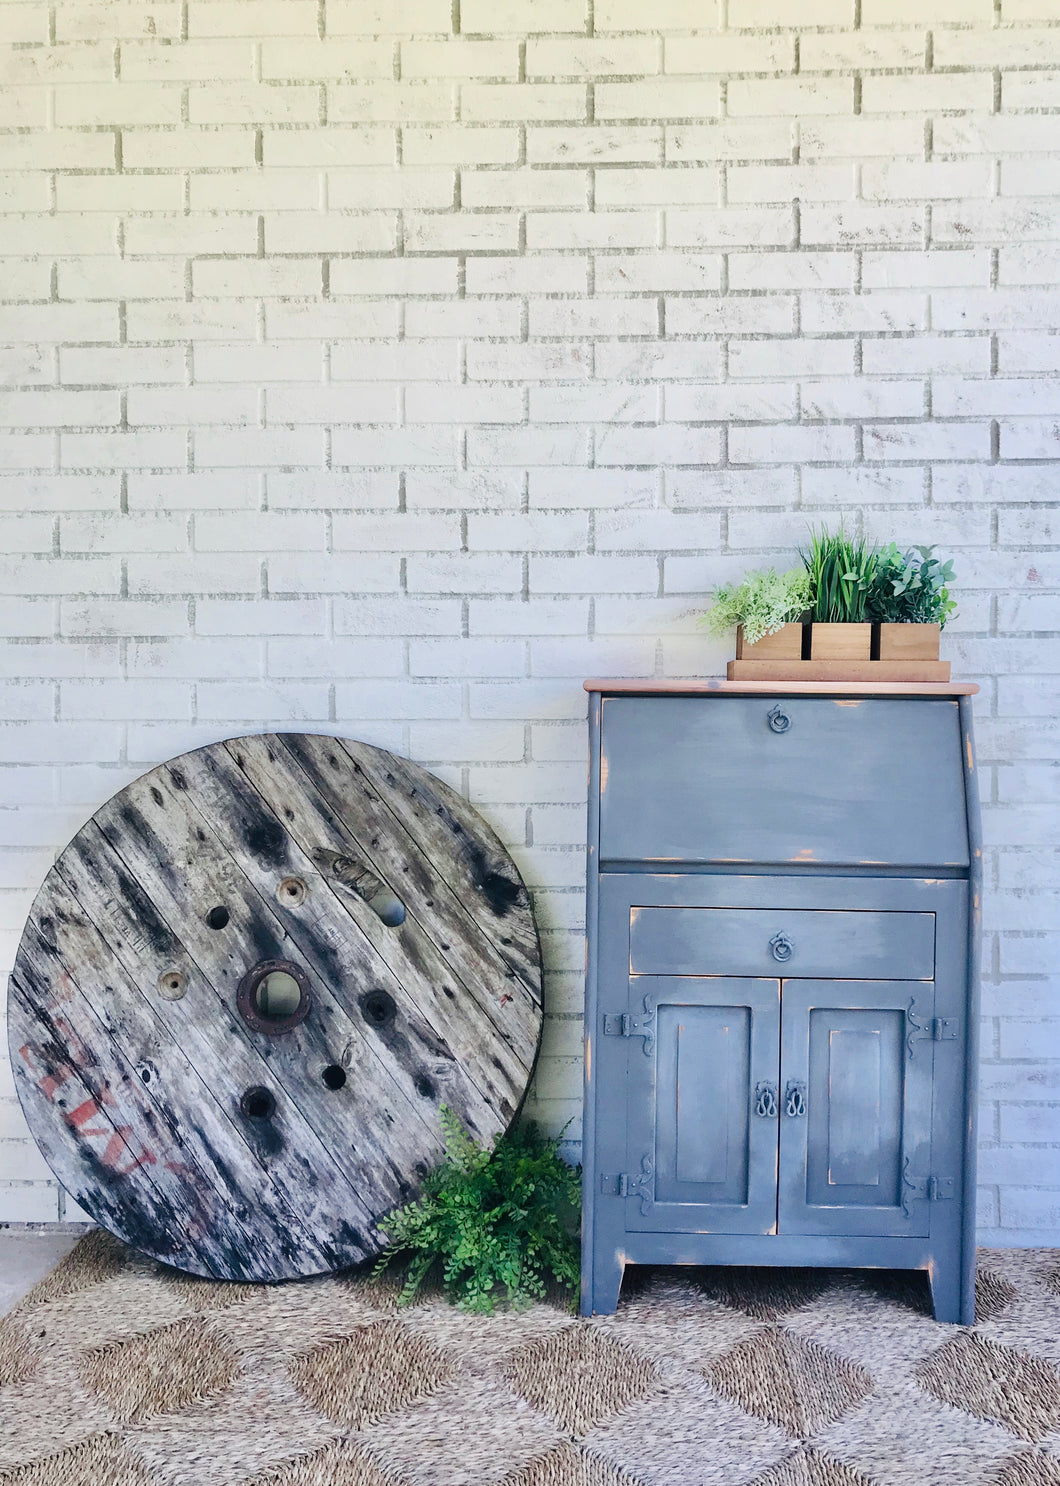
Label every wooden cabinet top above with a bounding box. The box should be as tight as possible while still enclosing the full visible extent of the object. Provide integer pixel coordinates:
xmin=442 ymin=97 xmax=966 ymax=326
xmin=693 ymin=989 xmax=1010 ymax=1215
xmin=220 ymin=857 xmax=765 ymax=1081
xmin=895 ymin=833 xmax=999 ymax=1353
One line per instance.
xmin=584 ymin=678 xmax=979 ymax=697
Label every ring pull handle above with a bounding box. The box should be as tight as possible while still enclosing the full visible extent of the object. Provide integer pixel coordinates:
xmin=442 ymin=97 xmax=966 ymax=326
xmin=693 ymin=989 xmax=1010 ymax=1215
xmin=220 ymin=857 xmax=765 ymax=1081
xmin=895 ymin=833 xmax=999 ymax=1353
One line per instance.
xmin=768 ymin=705 xmax=792 ymax=734
xmin=785 ymin=1081 xmax=807 ymax=1119
xmin=754 ymin=1082 xmax=778 ymax=1118
xmin=769 ymin=932 xmax=794 ymax=964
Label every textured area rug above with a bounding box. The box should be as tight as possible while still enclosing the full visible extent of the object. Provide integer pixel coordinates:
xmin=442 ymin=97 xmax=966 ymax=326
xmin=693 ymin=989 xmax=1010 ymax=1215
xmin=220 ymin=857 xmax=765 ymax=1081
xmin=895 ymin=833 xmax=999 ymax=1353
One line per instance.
xmin=3 ymin=1235 xmax=1060 ymax=1485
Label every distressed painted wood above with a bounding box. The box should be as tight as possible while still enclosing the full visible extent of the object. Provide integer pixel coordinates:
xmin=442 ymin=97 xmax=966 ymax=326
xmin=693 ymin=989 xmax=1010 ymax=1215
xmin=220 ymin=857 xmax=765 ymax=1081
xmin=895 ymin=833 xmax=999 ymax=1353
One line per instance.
xmin=599 ymin=695 xmax=970 ymax=867
xmin=583 ymin=689 xmax=981 ymax=1326
xmin=9 ymin=733 xmax=542 ymax=1282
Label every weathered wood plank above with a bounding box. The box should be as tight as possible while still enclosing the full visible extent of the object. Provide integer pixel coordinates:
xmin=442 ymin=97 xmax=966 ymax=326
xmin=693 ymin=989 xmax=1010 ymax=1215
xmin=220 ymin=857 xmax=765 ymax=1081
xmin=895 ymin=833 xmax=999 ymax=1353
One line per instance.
xmin=293 ymin=735 xmax=542 ymax=1001
xmin=88 ymin=791 xmax=436 ymax=1217
xmin=24 ymin=870 xmax=342 ymax=1276
xmin=222 ymin=735 xmax=539 ymax=1083
xmin=10 ymin=952 xmax=248 ymax=1280
xmin=173 ymin=742 xmax=526 ymax=1133
xmin=51 ymin=823 xmax=380 ymax=1265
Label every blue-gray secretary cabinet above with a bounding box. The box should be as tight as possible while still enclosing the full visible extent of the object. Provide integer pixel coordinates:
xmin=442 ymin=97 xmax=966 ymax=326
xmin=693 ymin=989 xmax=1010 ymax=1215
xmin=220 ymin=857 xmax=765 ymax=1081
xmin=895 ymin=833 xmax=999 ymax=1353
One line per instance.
xmin=581 ymin=681 xmax=982 ymax=1325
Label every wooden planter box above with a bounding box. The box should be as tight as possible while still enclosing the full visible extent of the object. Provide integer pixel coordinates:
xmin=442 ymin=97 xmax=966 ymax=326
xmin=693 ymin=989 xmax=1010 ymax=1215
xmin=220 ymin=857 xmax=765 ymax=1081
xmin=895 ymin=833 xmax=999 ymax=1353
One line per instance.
xmin=736 ymin=623 xmax=804 ymax=660
xmin=727 ymin=620 xmax=950 ymax=682
xmin=876 ymin=622 xmax=941 ymax=662
xmin=810 ymin=622 xmax=872 ymax=660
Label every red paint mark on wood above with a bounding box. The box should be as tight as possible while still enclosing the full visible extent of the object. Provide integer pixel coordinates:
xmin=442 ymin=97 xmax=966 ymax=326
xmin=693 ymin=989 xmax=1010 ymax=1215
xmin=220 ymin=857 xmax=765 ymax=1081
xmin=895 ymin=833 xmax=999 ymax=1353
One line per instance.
xmin=67 ymin=1094 xmax=158 ymax=1177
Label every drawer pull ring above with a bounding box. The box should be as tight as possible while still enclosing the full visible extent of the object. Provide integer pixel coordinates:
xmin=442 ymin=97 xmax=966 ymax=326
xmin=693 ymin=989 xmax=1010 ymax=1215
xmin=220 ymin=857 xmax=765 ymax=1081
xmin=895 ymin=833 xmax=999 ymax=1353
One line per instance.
xmin=767 ymin=706 xmax=792 ymax=734
xmin=769 ymin=932 xmax=794 ymax=963
xmin=785 ymin=1081 xmax=807 ymax=1118
xmin=754 ymin=1081 xmax=779 ymax=1118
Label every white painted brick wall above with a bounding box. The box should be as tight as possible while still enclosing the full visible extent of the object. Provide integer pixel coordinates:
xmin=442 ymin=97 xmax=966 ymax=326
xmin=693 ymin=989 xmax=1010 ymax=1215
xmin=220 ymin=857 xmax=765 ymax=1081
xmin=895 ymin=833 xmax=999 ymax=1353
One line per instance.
xmin=0 ymin=0 xmax=1056 ymax=1244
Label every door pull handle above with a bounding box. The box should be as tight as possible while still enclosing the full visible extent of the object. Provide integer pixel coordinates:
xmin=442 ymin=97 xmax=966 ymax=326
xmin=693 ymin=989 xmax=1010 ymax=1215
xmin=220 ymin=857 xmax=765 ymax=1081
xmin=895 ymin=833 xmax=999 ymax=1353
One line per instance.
xmin=784 ymin=1081 xmax=807 ymax=1118
xmin=754 ymin=1082 xmax=778 ymax=1118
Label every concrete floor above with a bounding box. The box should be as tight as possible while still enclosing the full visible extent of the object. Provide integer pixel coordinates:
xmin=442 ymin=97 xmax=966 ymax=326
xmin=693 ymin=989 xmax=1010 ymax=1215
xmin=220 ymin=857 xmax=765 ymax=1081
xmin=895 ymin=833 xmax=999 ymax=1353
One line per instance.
xmin=0 ymin=1228 xmax=88 ymax=1316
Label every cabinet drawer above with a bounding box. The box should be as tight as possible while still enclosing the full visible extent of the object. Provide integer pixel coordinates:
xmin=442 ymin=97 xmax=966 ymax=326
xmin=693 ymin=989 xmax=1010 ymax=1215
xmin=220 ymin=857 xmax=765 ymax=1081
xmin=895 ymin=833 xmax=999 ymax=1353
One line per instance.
xmin=599 ymin=695 xmax=969 ymax=867
xmin=630 ymin=906 xmax=935 ymax=980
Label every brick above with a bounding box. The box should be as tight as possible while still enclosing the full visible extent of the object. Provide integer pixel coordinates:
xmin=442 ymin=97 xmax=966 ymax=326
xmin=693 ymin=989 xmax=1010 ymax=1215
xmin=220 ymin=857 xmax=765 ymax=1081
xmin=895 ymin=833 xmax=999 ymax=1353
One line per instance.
xmin=464 ymin=259 xmax=588 ymax=295
xmin=0 ymin=41 xmax=116 ymax=84
xmin=594 ymin=167 xmax=719 ymax=207
xmin=463 ymin=0 xmax=587 ymax=29
xmin=190 ymin=173 xmax=321 ymax=213
xmin=188 ymin=83 xmax=323 ymax=124
xmin=199 ymin=599 xmax=326 ymax=635
xmin=728 ymin=78 xmax=854 ymax=117
xmin=188 ymin=0 xmax=317 ymax=34
xmin=460 ymin=168 xmax=587 ymax=209
xmin=862 ymin=251 xmax=990 ymax=289
xmin=409 ymin=639 xmax=525 ymax=677
xmin=531 ymin=383 xmax=660 ymax=421
xmin=667 ymin=120 xmax=792 ymax=162
xmin=0 ymin=132 xmax=116 ymax=171
xmin=530 ymin=299 xmax=659 ymax=337
xmin=55 ymin=1 xmax=183 ymax=39
xmin=863 ymin=337 xmax=991 ymax=376
xmin=462 ymin=84 xmax=586 ymax=122
xmin=404 ymin=213 xmax=520 ymax=253
xmin=528 ymin=125 xmax=663 ymax=164
xmin=326 ymin=0 xmax=452 ymax=32
xmin=595 ymin=425 xmax=722 ymax=465
xmin=328 ymin=83 xmax=454 ymax=122
xmin=466 ymin=512 xmax=588 ymax=549
xmin=402 ymin=126 xmax=520 ymax=165
xmin=595 ymin=342 xmax=722 ymax=379
xmin=862 ymin=161 xmax=994 ymax=202
xmin=268 ymin=553 xmax=402 ymax=592
xmin=1004 ymin=72 xmax=1060 ymax=111
xmin=800 ymin=30 xmax=927 ymax=72
xmin=53 ymin=81 xmax=183 ymax=126
xmin=527 ymin=38 xmax=661 ymax=78
xmin=937 ymin=28 xmax=1060 ymax=69
xmin=528 ymin=212 xmax=660 ymax=250
xmin=729 ymin=163 xmax=854 ymax=204
xmin=667 ymin=207 xmax=794 ymax=247
xmin=261 ymin=127 xmax=395 ymax=167
xmin=861 ymin=73 xmax=995 ymax=114
xmin=335 ymin=597 xmax=462 ymax=635
xmin=730 ymin=425 xmax=856 ymax=465
xmin=263 ymin=213 xmax=397 ymax=255
xmin=529 ymin=469 xmax=656 ymax=507
xmin=406 ymin=554 xmax=522 ymax=593
xmin=121 ymin=40 xmax=255 ymax=81
xmin=130 ymin=638 xmax=262 ymax=679
xmin=401 ymin=41 xmax=520 ymax=79
xmin=594 ymin=80 xmax=722 ymax=120
xmin=597 ymin=0 xmax=718 ymax=24
xmin=665 ymin=383 xmax=796 ymax=420
xmin=62 ymin=679 xmax=191 ymax=720
xmin=260 ymin=39 xmax=392 ymax=80
xmin=667 ymin=296 xmax=795 ymax=334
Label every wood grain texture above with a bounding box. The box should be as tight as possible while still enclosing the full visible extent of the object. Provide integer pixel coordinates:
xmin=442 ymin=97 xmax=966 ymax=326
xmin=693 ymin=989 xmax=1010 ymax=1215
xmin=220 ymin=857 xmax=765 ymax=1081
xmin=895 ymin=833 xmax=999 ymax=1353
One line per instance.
xmin=727 ymin=660 xmax=951 ymax=682
xmin=8 ymin=733 xmax=542 ymax=1282
xmin=584 ymin=680 xmax=978 ymax=695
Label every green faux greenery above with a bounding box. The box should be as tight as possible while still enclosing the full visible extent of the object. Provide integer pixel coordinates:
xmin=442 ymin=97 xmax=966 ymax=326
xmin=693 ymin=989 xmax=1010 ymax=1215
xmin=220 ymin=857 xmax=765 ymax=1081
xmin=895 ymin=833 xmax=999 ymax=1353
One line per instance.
xmin=372 ymin=1108 xmax=581 ymax=1313
xmin=800 ymin=526 xmax=879 ymax=624
xmin=868 ymin=543 xmax=958 ymax=627
xmin=701 ymin=566 xmax=812 ymax=646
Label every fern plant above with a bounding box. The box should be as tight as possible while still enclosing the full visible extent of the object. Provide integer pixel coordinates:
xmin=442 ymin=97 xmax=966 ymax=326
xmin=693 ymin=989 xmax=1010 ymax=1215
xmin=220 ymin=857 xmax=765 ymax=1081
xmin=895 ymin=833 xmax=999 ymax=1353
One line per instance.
xmin=372 ymin=1109 xmax=581 ymax=1313
xmin=700 ymin=566 xmax=811 ymax=647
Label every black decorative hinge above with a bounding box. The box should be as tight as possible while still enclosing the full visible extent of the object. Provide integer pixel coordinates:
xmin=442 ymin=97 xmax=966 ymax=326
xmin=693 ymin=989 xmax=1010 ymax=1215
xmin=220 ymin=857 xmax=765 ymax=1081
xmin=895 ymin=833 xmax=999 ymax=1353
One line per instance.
xmin=601 ymin=1156 xmax=654 ymax=1215
xmin=901 ymin=1159 xmax=955 ymax=1217
xmin=602 ymin=998 xmax=657 ymax=1056
xmin=907 ymin=998 xmax=959 ymax=1057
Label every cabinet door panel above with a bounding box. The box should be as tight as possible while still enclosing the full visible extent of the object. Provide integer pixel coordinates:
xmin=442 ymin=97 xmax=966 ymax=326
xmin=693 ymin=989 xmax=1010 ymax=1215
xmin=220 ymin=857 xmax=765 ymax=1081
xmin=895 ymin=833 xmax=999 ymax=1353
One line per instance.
xmin=779 ymin=981 xmax=934 ymax=1237
xmin=625 ymin=977 xmax=780 ymax=1235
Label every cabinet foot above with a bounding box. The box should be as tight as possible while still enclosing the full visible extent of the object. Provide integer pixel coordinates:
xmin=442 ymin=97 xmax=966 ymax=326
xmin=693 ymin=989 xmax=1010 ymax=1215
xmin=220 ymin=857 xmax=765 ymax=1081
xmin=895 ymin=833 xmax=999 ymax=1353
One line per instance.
xmin=583 ymin=1251 xmax=625 ymax=1316
xmin=928 ymin=1259 xmax=972 ymax=1325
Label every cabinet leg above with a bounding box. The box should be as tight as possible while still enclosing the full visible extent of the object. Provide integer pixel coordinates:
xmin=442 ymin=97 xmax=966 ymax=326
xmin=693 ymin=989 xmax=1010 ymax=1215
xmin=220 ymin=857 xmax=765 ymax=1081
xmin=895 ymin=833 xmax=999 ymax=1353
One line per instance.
xmin=928 ymin=1258 xmax=971 ymax=1326
xmin=584 ymin=1248 xmax=625 ymax=1316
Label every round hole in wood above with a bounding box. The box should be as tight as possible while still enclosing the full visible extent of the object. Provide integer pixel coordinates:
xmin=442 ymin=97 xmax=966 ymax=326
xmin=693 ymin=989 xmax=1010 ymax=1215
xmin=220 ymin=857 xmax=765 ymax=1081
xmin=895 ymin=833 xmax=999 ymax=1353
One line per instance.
xmin=322 ymin=1064 xmax=347 ymax=1091
xmin=360 ymin=988 xmax=396 ymax=1029
xmin=236 ymin=958 xmax=311 ymax=1036
xmin=240 ymin=1086 xmax=276 ymax=1119
xmin=206 ymin=905 xmax=230 ymax=930
xmin=276 ymin=876 xmax=307 ymax=907
xmin=157 ymin=969 xmax=186 ymax=1000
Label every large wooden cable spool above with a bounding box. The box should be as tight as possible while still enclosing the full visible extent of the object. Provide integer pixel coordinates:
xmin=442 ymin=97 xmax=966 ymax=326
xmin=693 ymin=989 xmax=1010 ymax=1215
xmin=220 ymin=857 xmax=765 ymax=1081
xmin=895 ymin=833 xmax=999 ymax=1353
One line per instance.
xmin=8 ymin=733 xmax=543 ymax=1282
